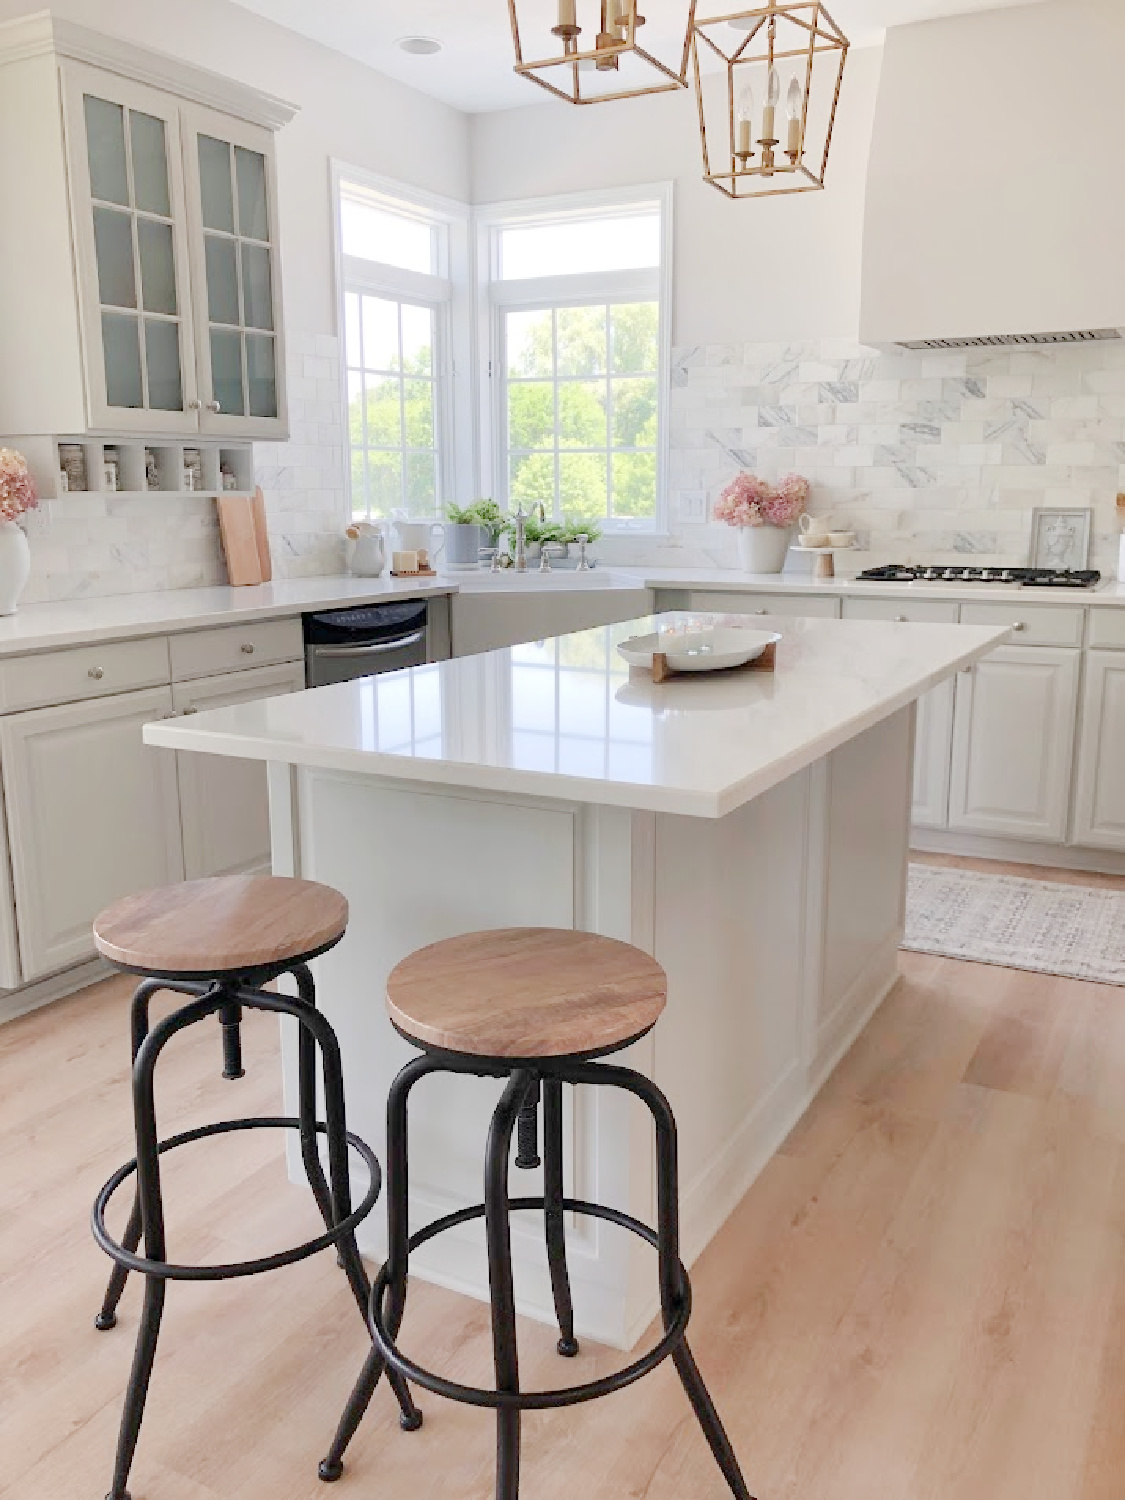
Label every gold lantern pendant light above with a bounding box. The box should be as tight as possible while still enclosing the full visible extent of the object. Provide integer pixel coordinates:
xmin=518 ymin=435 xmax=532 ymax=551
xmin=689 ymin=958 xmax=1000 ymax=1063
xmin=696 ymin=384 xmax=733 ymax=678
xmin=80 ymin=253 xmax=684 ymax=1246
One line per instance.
xmin=692 ymin=1 xmax=849 ymax=197
xmin=509 ymin=0 xmax=697 ymax=104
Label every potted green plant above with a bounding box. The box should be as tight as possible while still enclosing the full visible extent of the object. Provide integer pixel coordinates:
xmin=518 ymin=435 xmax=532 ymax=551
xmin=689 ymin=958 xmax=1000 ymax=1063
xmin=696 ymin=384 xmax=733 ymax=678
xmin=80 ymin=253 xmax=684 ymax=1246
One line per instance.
xmin=445 ymin=499 xmax=505 ymax=568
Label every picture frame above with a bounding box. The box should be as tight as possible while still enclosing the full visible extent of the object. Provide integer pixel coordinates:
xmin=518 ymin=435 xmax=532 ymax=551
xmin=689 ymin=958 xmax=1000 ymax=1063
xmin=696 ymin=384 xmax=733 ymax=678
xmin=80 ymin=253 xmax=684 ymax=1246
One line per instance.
xmin=1029 ymin=507 xmax=1093 ymax=572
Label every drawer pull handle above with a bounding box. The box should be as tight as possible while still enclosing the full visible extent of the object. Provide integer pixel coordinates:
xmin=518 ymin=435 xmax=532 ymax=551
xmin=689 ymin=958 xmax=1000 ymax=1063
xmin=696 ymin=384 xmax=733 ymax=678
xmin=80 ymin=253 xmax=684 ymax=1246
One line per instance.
xmin=240 ymin=643 xmax=255 ymax=654
xmin=88 ymin=666 xmax=104 ymax=680
xmin=895 ymin=614 xmax=908 ymax=623
xmin=1012 ymin=621 xmax=1027 ymax=632
xmin=754 ymin=608 xmax=768 ymax=615
xmin=181 ymin=706 xmax=199 ymax=715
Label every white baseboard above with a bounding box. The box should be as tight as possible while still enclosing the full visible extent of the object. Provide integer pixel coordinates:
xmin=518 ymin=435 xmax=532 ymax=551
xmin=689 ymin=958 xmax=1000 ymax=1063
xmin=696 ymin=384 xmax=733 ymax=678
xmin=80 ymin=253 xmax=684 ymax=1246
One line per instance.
xmin=0 ymin=956 xmax=111 ymax=1025
xmin=911 ymin=828 xmax=1125 ymax=876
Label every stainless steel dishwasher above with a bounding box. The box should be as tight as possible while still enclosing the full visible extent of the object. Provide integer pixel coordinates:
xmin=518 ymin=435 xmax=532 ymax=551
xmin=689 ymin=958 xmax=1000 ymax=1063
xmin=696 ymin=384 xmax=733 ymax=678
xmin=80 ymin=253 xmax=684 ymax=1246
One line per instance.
xmin=304 ymin=600 xmax=434 ymax=686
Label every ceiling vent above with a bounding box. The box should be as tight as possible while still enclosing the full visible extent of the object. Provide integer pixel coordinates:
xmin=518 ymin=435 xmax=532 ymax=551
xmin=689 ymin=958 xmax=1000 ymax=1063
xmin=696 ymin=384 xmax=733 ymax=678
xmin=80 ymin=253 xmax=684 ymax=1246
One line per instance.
xmin=896 ymin=329 xmax=1122 ymax=352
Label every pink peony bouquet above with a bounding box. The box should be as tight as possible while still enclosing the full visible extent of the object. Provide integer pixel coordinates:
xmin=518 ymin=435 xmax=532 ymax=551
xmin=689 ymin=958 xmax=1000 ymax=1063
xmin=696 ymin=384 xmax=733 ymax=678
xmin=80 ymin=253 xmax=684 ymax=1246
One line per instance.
xmin=0 ymin=449 xmax=38 ymax=524
xmin=714 ymin=471 xmax=810 ymax=529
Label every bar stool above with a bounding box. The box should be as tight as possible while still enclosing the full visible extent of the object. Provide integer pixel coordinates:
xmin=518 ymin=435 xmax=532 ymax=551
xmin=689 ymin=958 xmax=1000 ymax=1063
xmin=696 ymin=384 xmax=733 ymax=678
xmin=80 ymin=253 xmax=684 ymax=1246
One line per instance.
xmin=90 ymin=874 xmax=421 ymax=1500
xmin=320 ymin=927 xmax=754 ymax=1500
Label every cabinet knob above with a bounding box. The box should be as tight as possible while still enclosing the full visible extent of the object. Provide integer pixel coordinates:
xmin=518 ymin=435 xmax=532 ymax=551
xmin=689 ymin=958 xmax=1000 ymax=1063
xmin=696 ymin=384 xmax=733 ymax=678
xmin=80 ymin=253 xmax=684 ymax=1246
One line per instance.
xmin=207 ymin=400 xmax=221 ymax=413
xmin=188 ymin=399 xmax=202 ymax=411
xmin=240 ymin=643 xmax=255 ymax=654
xmin=88 ymin=666 xmax=104 ymax=680
xmin=1012 ymin=621 xmax=1027 ymax=632
xmin=754 ymin=608 xmax=768 ymax=615
xmin=895 ymin=614 xmax=908 ymax=622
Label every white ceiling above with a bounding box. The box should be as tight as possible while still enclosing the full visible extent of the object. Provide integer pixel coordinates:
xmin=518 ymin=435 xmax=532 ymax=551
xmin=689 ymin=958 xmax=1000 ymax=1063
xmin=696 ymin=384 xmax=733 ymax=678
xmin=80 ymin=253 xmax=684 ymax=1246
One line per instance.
xmin=232 ymin=0 xmax=1038 ymax=114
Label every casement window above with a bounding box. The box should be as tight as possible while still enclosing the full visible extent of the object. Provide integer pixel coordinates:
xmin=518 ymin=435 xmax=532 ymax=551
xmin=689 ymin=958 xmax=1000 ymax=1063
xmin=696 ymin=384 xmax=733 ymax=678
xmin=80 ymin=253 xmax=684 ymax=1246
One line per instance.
xmin=333 ymin=168 xmax=471 ymax=520
xmin=478 ymin=185 xmax=673 ymax=534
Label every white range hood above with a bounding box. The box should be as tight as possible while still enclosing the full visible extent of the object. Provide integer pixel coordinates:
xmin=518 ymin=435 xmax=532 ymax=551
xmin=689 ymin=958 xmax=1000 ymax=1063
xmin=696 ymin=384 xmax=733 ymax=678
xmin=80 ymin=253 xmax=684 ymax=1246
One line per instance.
xmin=858 ymin=0 xmax=1125 ymax=349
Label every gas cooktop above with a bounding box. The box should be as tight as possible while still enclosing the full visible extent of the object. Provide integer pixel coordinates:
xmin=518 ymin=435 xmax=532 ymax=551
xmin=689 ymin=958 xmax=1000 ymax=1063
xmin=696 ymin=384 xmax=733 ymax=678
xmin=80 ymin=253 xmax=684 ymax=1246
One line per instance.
xmin=856 ymin=565 xmax=1102 ymax=590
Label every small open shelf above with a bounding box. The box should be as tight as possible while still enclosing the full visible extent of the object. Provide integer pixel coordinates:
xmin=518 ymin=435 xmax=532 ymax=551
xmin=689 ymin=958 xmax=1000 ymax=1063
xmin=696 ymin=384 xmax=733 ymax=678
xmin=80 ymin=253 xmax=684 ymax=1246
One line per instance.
xmin=5 ymin=435 xmax=256 ymax=502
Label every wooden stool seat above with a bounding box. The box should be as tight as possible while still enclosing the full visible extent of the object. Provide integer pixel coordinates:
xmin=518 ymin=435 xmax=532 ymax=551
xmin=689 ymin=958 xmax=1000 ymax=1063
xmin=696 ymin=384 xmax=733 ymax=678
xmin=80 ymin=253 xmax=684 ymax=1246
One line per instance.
xmin=93 ymin=875 xmax=349 ymax=976
xmin=386 ymin=928 xmax=667 ymax=1059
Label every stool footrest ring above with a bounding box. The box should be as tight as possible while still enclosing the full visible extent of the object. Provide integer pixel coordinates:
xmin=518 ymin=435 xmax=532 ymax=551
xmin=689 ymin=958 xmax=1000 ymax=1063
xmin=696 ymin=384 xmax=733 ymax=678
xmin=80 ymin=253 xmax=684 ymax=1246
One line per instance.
xmin=92 ymin=1116 xmax=380 ymax=1281
xmin=370 ymin=1195 xmax=691 ymax=1411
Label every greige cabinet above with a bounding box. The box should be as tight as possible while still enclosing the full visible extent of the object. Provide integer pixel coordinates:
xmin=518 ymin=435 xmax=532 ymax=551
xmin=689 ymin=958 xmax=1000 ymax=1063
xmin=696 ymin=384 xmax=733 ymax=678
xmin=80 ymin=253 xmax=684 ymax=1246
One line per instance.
xmin=0 ymin=686 xmax=184 ymax=980
xmin=1072 ymin=650 xmax=1125 ymax=850
xmin=173 ymin=660 xmax=305 ymax=879
xmin=0 ymin=14 xmax=294 ymax=440
xmin=947 ymin=646 xmax=1081 ymax=843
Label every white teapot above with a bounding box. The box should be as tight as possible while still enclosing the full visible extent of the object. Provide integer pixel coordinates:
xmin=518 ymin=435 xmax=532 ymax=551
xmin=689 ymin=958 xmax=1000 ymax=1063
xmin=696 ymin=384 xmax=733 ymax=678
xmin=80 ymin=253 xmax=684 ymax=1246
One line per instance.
xmin=346 ymin=521 xmax=386 ymax=577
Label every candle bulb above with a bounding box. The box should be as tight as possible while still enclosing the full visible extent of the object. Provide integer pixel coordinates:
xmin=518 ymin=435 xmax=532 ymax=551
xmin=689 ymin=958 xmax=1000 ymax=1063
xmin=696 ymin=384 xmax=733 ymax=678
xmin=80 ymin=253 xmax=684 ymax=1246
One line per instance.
xmin=761 ymin=65 xmax=780 ymax=142
xmin=558 ymin=0 xmax=576 ymax=26
xmin=736 ymin=83 xmax=754 ymax=159
xmin=786 ymin=76 xmax=803 ymax=153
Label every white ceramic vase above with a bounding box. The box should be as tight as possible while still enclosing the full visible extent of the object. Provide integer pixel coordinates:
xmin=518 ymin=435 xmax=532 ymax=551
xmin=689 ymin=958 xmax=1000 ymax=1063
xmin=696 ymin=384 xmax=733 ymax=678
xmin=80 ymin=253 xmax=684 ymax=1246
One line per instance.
xmin=0 ymin=521 xmax=31 ymax=614
xmin=737 ymin=524 xmax=789 ymax=574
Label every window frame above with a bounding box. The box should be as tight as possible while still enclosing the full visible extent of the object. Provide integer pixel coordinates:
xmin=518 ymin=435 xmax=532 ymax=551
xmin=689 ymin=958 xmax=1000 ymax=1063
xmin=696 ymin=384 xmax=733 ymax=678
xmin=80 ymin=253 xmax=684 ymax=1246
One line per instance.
xmin=331 ymin=162 xmax=474 ymax=521
xmin=476 ymin=182 xmax=674 ymax=536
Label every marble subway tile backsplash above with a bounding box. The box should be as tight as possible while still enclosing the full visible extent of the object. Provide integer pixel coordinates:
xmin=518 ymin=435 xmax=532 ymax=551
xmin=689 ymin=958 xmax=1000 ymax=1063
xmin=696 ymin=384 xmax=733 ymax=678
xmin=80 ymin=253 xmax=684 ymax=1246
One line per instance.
xmin=652 ymin=338 xmax=1125 ymax=574
xmin=20 ymin=332 xmax=347 ymax=604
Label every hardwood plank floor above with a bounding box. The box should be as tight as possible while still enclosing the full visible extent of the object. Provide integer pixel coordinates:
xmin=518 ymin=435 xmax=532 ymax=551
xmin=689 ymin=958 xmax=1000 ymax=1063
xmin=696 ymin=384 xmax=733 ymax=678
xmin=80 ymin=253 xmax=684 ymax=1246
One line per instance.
xmin=4 ymin=936 xmax=1125 ymax=1499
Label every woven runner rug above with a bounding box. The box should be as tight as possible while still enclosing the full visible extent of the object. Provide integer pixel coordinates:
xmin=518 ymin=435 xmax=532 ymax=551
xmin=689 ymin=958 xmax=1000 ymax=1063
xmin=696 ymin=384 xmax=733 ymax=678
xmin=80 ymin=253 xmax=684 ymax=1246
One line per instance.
xmin=904 ymin=863 xmax=1125 ymax=985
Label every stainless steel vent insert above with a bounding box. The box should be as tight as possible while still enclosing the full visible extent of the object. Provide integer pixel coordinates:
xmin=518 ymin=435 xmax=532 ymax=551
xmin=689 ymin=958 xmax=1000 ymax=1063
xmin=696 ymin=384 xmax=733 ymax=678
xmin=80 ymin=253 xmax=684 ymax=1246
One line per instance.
xmin=897 ymin=329 xmax=1122 ymax=351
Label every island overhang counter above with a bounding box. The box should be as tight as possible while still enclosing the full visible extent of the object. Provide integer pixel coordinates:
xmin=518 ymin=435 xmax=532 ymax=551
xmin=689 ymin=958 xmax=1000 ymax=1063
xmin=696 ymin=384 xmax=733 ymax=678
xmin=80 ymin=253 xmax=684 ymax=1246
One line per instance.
xmin=144 ymin=611 xmax=1007 ymax=1349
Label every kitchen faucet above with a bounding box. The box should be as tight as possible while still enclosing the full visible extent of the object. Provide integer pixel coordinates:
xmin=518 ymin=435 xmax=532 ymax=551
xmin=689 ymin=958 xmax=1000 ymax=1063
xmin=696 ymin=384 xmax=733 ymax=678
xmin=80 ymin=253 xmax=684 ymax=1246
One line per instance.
xmin=513 ymin=503 xmax=528 ymax=573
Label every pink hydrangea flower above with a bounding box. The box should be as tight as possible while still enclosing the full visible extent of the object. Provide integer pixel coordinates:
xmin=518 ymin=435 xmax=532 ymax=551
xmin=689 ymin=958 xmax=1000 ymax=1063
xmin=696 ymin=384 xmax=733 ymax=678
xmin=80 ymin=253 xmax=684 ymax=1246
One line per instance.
xmin=0 ymin=449 xmax=37 ymax=524
xmin=714 ymin=470 xmax=809 ymax=528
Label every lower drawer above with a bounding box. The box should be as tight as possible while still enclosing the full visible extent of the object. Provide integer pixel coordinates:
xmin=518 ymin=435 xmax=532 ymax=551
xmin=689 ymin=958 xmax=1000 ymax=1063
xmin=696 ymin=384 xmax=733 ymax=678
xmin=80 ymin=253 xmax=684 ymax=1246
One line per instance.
xmin=688 ymin=590 xmax=841 ymax=619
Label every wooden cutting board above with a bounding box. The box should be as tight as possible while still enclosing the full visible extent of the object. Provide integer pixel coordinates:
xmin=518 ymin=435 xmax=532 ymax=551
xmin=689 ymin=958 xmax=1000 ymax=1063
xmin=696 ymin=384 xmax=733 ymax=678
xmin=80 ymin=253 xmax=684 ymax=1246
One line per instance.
xmin=251 ymin=486 xmax=272 ymax=582
xmin=217 ymin=494 xmax=262 ymax=586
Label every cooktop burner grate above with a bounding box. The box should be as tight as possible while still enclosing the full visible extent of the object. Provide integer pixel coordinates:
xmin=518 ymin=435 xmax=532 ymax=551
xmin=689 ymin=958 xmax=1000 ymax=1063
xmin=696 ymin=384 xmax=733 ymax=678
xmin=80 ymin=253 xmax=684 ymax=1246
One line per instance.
xmin=856 ymin=565 xmax=1101 ymax=589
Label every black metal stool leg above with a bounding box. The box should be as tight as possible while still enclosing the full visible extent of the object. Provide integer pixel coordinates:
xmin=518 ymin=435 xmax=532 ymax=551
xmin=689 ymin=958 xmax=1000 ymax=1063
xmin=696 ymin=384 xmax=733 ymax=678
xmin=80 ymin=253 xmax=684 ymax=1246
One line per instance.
xmin=105 ymin=1003 xmax=185 ymax=1500
xmin=636 ymin=1070 xmax=754 ymax=1500
xmin=96 ymin=979 xmax=185 ymax=1333
xmin=289 ymin=963 xmax=337 ymax=1229
xmin=542 ymin=1077 xmax=578 ymax=1357
xmin=218 ymin=1001 xmax=245 ymax=1079
xmin=486 ymin=1070 xmax=535 ymax=1500
xmin=318 ymin=1054 xmax=438 ymax=1481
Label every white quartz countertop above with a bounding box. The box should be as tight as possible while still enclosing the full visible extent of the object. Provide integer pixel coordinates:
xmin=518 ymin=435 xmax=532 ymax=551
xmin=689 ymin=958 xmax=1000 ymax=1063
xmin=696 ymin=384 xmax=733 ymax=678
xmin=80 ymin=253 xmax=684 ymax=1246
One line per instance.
xmin=0 ymin=569 xmax=652 ymax=657
xmin=144 ymin=612 xmax=1009 ymax=818
xmin=636 ymin=566 xmax=1125 ymax=607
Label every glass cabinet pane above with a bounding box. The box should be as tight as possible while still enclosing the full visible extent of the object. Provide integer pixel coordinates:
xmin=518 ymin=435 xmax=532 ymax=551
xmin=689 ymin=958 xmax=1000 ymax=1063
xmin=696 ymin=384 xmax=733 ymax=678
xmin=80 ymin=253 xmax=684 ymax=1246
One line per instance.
xmin=92 ymin=208 xmax=137 ymax=308
xmin=145 ymin=320 xmax=184 ymax=411
xmin=84 ymin=96 xmax=129 ymax=205
xmin=102 ymin=314 xmax=144 ymax=407
xmin=129 ymin=112 xmax=171 ymax=216
xmin=198 ymin=136 xmax=235 ymax=233
xmin=210 ymin=329 xmax=245 ymax=416
xmin=240 ymin=244 xmax=273 ymax=330
xmin=246 ymin=334 xmax=277 ymax=418
xmin=205 ymin=235 xmax=240 ymax=326
xmin=196 ymin=129 xmax=280 ymax=424
xmin=82 ymin=90 xmax=187 ymax=419
xmin=235 ymin=147 xmax=269 ymax=241
xmin=137 ymin=219 xmax=177 ymax=315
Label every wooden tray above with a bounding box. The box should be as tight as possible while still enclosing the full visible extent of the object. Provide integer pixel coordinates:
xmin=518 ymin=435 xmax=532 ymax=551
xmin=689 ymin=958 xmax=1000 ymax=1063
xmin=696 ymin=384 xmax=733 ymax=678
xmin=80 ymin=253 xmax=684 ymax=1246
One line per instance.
xmin=647 ymin=640 xmax=777 ymax=684
xmin=390 ymin=567 xmax=438 ymax=578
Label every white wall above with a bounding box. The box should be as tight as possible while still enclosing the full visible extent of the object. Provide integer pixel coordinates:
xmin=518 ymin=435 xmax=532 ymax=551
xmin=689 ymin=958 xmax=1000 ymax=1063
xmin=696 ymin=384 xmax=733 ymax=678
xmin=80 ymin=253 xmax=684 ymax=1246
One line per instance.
xmin=470 ymin=47 xmax=883 ymax=347
xmin=862 ymin=0 xmax=1125 ymax=343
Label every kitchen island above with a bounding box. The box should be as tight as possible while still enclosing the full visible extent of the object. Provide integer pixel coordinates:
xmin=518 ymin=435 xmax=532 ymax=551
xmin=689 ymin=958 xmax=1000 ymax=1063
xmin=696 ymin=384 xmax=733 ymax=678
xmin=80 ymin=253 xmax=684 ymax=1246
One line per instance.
xmin=145 ymin=611 xmax=1006 ymax=1349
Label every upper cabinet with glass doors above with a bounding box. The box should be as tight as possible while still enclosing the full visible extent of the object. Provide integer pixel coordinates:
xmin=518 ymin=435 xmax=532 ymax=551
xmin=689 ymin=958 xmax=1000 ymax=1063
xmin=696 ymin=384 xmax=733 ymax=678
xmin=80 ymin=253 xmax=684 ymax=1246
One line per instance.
xmin=0 ymin=15 xmax=294 ymax=442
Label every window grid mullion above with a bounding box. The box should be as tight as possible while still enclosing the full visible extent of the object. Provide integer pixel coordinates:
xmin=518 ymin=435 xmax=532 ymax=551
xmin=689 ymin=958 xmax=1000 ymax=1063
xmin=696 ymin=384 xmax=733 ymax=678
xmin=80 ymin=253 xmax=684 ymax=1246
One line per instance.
xmin=552 ymin=308 xmax=560 ymax=521
xmin=397 ymin=302 xmax=407 ymax=512
xmin=605 ymin=303 xmax=613 ymax=521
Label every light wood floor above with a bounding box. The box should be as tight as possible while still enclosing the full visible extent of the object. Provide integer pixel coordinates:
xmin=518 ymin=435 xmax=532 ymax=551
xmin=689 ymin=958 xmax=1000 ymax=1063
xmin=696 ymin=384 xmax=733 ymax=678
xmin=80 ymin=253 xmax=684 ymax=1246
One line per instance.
xmin=5 ymin=894 xmax=1125 ymax=1499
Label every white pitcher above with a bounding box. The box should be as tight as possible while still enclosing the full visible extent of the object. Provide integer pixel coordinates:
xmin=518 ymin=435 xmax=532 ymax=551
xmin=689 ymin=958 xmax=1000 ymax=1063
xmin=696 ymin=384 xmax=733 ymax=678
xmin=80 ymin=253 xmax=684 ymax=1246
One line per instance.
xmin=347 ymin=522 xmax=386 ymax=577
xmin=395 ymin=518 xmax=446 ymax=563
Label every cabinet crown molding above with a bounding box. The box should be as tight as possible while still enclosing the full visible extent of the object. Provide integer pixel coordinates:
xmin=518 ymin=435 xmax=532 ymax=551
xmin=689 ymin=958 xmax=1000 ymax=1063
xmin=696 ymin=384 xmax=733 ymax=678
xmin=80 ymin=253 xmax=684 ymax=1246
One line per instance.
xmin=0 ymin=11 xmax=299 ymax=131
